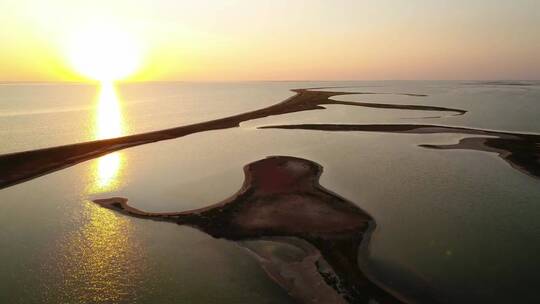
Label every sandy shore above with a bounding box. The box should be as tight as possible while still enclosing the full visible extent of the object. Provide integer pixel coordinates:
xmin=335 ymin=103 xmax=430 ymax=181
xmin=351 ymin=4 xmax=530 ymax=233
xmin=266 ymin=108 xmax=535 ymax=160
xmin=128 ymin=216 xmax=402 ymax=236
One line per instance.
xmin=2 ymin=86 xmax=533 ymax=303
xmin=0 ymin=87 xmax=467 ymax=190
xmin=93 ymin=156 xmax=411 ymax=304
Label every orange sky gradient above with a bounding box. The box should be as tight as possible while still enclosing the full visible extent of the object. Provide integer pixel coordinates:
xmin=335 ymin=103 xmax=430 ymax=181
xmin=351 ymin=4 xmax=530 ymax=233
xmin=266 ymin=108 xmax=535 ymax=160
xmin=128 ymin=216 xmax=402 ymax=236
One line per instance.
xmin=1 ymin=0 xmax=539 ymax=82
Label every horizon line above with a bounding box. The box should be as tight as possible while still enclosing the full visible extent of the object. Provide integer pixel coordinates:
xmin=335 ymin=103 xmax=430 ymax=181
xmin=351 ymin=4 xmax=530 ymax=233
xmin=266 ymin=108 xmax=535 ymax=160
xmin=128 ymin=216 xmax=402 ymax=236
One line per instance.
xmin=1 ymin=79 xmax=539 ymax=85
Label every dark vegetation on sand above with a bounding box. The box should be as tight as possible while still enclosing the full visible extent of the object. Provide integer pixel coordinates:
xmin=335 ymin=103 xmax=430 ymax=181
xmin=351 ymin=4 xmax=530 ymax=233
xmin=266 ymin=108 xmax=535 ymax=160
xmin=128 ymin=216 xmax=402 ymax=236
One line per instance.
xmin=94 ymin=156 xmax=420 ymax=304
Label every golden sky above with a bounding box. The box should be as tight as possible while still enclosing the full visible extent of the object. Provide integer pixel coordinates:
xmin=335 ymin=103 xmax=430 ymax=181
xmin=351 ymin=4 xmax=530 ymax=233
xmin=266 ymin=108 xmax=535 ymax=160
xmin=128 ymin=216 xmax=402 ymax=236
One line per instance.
xmin=1 ymin=0 xmax=539 ymax=81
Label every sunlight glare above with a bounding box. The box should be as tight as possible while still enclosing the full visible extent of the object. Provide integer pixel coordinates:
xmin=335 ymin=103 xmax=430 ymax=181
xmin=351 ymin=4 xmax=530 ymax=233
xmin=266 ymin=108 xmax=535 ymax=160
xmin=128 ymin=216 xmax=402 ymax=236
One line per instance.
xmin=95 ymin=153 xmax=123 ymax=190
xmin=95 ymin=82 xmax=123 ymax=139
xmin=87 ymin=82 xmax=126 ymax=193
xmin=68 ymin=25 xmax=142 ymax=81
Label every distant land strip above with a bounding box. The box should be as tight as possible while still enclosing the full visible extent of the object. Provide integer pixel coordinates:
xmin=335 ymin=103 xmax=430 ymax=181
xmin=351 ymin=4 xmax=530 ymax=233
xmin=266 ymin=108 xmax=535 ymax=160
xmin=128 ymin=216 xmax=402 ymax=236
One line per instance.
xmin=260 ymin=123 xmax=540 ymax=179
xmin=0 ymin=87 xmax=466 ymax=190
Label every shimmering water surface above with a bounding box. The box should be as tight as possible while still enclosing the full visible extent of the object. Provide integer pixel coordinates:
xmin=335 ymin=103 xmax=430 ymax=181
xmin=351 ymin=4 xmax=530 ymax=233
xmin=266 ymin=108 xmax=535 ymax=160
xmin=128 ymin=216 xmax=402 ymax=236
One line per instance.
xmin=0 ymin=81 xmax=539 ymax=303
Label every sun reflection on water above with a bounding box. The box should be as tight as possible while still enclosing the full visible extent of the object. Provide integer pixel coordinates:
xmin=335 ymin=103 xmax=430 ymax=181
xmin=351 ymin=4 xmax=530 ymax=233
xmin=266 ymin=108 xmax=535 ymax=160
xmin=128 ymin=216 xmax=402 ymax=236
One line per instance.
xmin=89 ymin=81 xmax=126 ymax=193
xmin=96 ymin=81 xmax=123 ymax=139
xmin=43 ymin=82 xmax=146 ymax=303
xmin=44 ymin=202 xmax=147 ymax=303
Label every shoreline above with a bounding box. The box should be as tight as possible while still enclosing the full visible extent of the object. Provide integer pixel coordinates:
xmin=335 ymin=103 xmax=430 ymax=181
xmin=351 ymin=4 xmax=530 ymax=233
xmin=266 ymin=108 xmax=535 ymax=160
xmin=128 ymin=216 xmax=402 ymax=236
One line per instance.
xmin=93 ymin=156 xmax=415 ymax=303
xmin=260 ymin=123 xmax=540 ymax=179
xmin=0 ymin=87 xmax=467 ymax=190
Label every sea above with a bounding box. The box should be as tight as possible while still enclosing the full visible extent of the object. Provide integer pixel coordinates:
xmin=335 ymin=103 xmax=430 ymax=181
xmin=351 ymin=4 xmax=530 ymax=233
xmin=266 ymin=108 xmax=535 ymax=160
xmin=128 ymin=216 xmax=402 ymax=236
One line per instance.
xmin=0 ymin=81 xmax=539 ymax=303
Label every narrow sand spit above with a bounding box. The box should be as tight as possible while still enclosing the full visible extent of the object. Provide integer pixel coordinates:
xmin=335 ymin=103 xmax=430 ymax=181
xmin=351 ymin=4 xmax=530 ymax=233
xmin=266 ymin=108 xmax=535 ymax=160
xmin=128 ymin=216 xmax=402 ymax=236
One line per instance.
xmin=0 ymin=87 xmax=466 ymax=190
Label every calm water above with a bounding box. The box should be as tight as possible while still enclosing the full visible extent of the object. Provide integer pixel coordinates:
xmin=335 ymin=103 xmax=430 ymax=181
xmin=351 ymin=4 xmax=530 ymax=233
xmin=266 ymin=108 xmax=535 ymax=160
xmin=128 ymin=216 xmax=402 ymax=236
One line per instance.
xmin=0 ymin=81 xmax=539 ymax=303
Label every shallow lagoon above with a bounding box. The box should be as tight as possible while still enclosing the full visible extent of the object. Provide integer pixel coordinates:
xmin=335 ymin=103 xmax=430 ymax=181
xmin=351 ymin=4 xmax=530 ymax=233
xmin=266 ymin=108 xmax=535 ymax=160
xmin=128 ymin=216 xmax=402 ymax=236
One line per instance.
xmin=0 ymin=81 xmax=539 ymax=303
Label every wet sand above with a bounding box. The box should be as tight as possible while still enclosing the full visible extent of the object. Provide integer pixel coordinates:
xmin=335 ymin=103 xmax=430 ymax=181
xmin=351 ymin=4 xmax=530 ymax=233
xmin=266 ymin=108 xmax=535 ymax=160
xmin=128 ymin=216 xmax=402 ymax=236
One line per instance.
xmin=0 ymin=87 xmax=466 ymax=190
xmin=93 ymin=156 xmax=411 ymax=304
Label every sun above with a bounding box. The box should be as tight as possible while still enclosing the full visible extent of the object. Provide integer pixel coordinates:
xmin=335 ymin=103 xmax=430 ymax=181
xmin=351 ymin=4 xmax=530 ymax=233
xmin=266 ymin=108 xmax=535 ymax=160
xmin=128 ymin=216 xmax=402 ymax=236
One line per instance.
xmin=68 ymin=25 xmax=142 ymax=82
